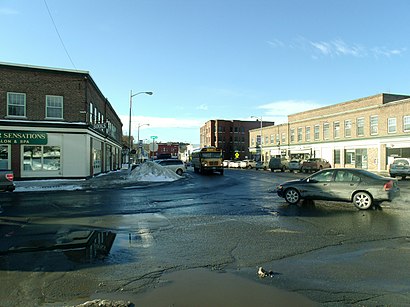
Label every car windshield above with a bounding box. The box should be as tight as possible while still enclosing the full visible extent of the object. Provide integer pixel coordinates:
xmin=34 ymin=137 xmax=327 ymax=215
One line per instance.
xmin=393 ymin=159 xmax=409 ymax=165
xmin=202 ymin=152 xmax=221 ymax=158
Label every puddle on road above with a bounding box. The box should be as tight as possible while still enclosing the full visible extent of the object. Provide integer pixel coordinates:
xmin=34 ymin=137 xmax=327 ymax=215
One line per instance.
xmin=97 ymin=268 xmax=318 ymax=307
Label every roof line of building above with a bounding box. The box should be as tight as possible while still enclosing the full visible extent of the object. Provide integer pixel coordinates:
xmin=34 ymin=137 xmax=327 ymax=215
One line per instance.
xmin=0 ymin=61 xmax=89 ymax=75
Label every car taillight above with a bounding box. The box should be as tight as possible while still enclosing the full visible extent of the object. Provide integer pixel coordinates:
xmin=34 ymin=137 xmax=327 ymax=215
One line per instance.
xmin=384 ymin=180 xmax=394 ymax=191
xmin=6 ymin=173 xmax=13 ymax=182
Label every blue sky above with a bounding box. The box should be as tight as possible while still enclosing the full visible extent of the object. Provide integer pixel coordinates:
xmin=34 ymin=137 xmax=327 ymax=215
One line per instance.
xmin=1 ymin=0 xmax=410 ymax=144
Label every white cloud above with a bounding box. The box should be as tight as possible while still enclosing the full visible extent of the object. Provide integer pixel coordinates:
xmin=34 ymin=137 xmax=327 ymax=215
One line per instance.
xmin=310 ymin=39 xmax=364 ymax=57
xmin=268 ymin=37 xmax=406 ymax=58
xmin=371 ymin=46 xmax=407 ymax=58
xmin=267 ymin=39 xmax=285 ymax=48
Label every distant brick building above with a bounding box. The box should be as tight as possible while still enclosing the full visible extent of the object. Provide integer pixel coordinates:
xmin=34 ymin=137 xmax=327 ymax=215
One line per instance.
xmin=0 ymin=62 xmax=123 ymax=179
xmin=249 ymin=93 xmax=410 ymax=172
xmin=156 ymin=143 xmax=180 ymax=159
xmin=200 ymin=119 xmax=275 ymax=160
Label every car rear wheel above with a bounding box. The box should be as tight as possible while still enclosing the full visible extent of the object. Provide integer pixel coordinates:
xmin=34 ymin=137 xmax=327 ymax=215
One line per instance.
xmin=353 ymin=191 xmax=373 ymax=210
xmin=176 ymin=169 xmax=183 ymax=176
xmin=284 ymin=188 xmax=300 ymax=205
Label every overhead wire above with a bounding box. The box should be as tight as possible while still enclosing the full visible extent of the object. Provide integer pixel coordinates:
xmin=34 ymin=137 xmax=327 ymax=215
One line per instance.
xmin=43 ymin=0 xmax=77 ymax=70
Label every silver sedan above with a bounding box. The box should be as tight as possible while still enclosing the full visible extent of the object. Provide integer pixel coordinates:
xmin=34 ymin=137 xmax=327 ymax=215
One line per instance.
xmin=277 ymin=168 xmax=400 ymax=210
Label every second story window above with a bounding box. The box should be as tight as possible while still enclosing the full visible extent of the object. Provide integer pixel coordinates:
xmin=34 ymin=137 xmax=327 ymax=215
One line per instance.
xmin=46 ymin=95 xmax=63 ymax=119
xmin=297 ymin=127 xmax=302 ymax=142
xmin=314 ymin=125 xmax=320 ymax=140
xmin=388 ymin=117 xmax=397 ymax=133
xmin=404 ymin=116 xmax=410 ymax=132
xmin=290 ymin=128 xmax=295 ymax=143
xmin=305 ymin=126 xmax=311 ymax=141
xmin=7 ymin=92 xmax=26 ymax=117
xmin=357 ymin=117 xmax=364 ymax=136
xmin=344 ymin=120 xmax=352 ymax=137
xmin=370 ymin=115 xmax=378 ymax=135
xmin=334 ymin=121 xmax=340 ymax=139
xmin=323 ymin=123 xmax=330 ymax=140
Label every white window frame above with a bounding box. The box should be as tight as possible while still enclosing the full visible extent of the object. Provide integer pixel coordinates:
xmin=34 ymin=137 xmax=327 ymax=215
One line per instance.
xmin=404 ymin=116 xmax=410 ymax=132
xmin=46 ymin=95 xmax=63 ymax=119
xmin=297 ymin=127 xmax=302 ymax=142
xmin=305 ymin=126 xmax=311 ymax=141
xmin=323 ymin=123 xmax=330 ymax=140
xmin=314 ymin=125 xmax=320 ymax=141
xmin=388 ymin=117 xmax=397 ymax=134
xmin=333 ymin=121 xmax=340 ymax=139
xmin=370 ymin=115 xmax=378 ymax=135
xmin=357 ymin=117 xmax=364 ymax=136
xmin=344 ymin=120 xmax=352 ymax=138
xmin=7 ymin=92 xmax=26 ymax=117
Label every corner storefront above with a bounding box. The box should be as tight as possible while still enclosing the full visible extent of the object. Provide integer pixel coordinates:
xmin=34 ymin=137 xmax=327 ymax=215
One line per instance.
xmin=0 ymin=124 xmax=121 ymax=179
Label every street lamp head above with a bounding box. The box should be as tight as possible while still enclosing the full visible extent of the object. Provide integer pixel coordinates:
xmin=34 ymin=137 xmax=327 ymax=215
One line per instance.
xmin=145 ymin=92 xmax=153 ymax=95
xmin=251 ymin=115 xmax=261 ymax=121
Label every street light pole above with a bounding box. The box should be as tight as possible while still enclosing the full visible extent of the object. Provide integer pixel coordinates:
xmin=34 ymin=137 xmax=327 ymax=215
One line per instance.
xmin=128 ymin=90 xmax=153 ymax=167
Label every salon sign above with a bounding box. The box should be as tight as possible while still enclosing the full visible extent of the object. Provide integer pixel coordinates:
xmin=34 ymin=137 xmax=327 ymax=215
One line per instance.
xmin=0 ymin=131 xmax=48 ymax=145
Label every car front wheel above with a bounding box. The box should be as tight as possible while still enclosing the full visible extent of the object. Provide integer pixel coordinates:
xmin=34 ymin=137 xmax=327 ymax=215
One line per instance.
xmin=353 ymin=191 xmax=373 ymax=210
xmin=284 ymin=188 xmax=300 ymax=205
xmin=176 ymin=169 xmax=183 ymax=176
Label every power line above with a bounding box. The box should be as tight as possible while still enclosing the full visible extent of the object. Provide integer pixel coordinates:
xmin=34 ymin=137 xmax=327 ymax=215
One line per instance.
xmin=43 ymin=0 xmax=77 ymax=70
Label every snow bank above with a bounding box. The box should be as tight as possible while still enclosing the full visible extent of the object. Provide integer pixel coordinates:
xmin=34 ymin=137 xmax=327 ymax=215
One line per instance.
xmin=13 ymin=162 xmax=181 ymax=192
xmin=128 ymin=161 xmax=181 ymax=182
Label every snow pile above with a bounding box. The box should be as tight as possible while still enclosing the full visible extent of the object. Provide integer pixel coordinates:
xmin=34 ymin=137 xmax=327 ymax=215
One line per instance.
xmin=129 ymin=161 xmax=181 ymax=182
xmin=12 ymin=162 xmax=181 ymax=192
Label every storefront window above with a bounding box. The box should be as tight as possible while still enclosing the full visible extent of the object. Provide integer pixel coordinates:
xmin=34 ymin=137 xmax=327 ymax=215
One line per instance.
xmin=93 ymin=148 xmax=102 ymax=170
xmin=0 ymin=145 xmax=10 ymax=169
xmin=334 ymin=149 xmax=341 ymax=164
xmin=344 ymin=149 xmax=355 ymax=164
xmin=23 ymin=146 xmax=60 ymax=171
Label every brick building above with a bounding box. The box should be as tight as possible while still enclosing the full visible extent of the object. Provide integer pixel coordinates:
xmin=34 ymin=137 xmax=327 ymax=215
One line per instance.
xmin=156 ymin=142 xmax=180 ymax=159
xmin=0 ymin=62 xmax=123 ymax=179
xmin=249 ymin=93 xmax=410 ymax=172
xmin=200 ymin=119 xmax=275 ymax=160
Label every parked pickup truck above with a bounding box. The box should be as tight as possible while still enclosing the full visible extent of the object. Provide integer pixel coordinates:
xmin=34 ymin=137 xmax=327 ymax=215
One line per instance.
xmin=0 ymin=170 xmax=15 ymax=192
xmin=301 ymin=158 xmax=331 ymax=173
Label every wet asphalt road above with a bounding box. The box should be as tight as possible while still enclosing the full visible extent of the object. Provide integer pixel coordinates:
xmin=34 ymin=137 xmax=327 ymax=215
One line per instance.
xmin=1 ymin=168 xmax=410 ymax=306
